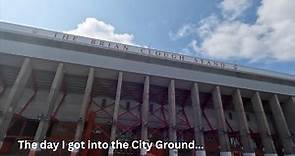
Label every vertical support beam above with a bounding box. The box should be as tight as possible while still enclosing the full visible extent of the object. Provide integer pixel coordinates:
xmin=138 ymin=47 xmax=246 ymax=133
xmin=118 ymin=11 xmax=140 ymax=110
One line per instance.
xmin=140 ymin=76 xmax=149 ymax=156
xmin=28 ymin=63 xmax=64 ymax=156
xmin=251 ymin=92 xmax=276 ymax=155
xmin=0 ymin=77 xmax=5 ymax=97
xmin=283 ymin=97 xmax=295 ymax=144
xmin=232 ymin=89 xmax=255 ymax=156
xmin=108 ymin=72 xmax=123 ymax=156
xmin=0 ymin=58 xmax=32 ymax=148
xmin=191 ymin=83 xmax=206 ymax=156
xmin=168 ymin=80 xmax=177 ymax=156
xmin=212 ymin=86 xmax=231 ymax=156
xmin=71 ymin=68 xmax=95 ymax=156
xmin=269 ymin=95 xmax=295 ymax=155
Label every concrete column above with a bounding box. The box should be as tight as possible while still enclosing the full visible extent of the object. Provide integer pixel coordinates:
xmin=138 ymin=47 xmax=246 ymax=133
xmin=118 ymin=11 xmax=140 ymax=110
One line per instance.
xmin=0 ymin=58 xmax=32 ymax=148
xmin=191 ymin=83 xmax=206 ymax=156
xmin=71 ymin=68 xmax=95 ymax=156
xmin=269 ymin=95 xmax=295 ymax=155
xmin=108 ymin=72 xmax=123 ymax=156
xmin=0 ymin=78 xmax=5 ymax=96
xmin=140 ymin=76 xmax=150 ymax=156
xmin=232 ymin=89 xmax=255 ymax=156
xmin=168 ymin=80 xmax=178 ymax=156
xmin=251 ymin=92 xmax=276 ymax=155
xmin=29 ymin=63 xmax=64 ymax=156
xmin=283 ymin=97 xmax=295 ymax=144
xmin=212 ymin=86 xmax=231 ymax=156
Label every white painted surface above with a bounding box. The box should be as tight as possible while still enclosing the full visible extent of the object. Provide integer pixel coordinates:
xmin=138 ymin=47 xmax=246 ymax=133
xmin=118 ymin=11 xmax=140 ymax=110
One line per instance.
xmin=169 ymin=149 xmax=178 ymax=156
xmin=195 ymin=150 xmax=206 ymax=156
xmin=140 ymin=148 xmax=147 ymax=155
xmin=243 ymin=153 xmax=255 ymax=156
xmin=220 ymin=151 xmax=232 ymax=156
xmin=108 ymin=147 xmax=114 ymax=155
xmin=264 ymin=154 xmax=278 ymax=156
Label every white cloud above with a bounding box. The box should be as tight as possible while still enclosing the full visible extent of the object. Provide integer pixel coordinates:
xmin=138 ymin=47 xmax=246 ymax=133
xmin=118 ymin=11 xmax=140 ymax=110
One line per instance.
xmin=169 ymin=24 xmax=195 ymax=40
xmin=189 ymin=0 xmax=295 ymax=62
xmin=200 ymin=22 xmax=270 ymax=61
xmin=197 ymin=15 xmax=220 ymax=38
xmin=219 ymin=0 xmax=252 ymax=20
xmin=257 ymin=0 xmax=295 ymax=25
xmin=66 ymin=17 xmax=135 ymax=45
xmin=180 ymin=40 xmax=201 ymax=56
xmin=188 ymin=40 xmax=200 ymax=54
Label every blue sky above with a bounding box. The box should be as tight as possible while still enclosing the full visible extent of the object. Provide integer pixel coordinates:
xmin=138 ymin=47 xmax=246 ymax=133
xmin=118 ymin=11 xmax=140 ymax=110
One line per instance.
xmin=1 ymin=0 xmax=294 ymax=75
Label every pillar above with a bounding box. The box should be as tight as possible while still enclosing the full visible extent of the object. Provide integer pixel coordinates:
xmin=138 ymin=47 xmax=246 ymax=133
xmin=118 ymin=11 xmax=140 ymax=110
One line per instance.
xmin=232 ymin=89 xmax=255 ymax=156
xmin=191 ymin=83 xmax=206 ymax=156
xmin=70 ymin=68 xmax=95 ymax=156
xmin=29 ymin=63 xmax=64 ymax=156
xmin=168 ymin=80 xmax=177 ymax=156
xmin=269 ymin=95 xmax=295 ymax=155
xmin=212 ymin=86 xmax=231 ymax=156
xmin=0 ymin=58 xmax=32 ymax=148
xmin=251 ymin=92 xmax=276 ymax=155
xmin=283 ymin=97 xmax=295 ymax=144
xmin=108 ymin=72 xmax=123 ymax=156
xmin=140 ymin=76 xmax=150 ymax=156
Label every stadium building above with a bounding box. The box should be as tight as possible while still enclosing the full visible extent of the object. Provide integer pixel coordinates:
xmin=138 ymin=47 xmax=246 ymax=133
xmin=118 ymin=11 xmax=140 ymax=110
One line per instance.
xmin=0 ymin=22 xmax=294 ymax=156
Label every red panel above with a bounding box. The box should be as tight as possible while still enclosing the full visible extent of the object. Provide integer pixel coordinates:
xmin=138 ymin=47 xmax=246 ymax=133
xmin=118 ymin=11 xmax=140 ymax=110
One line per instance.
xmin=89 ymin=149 xmax=104 ymax=156
xmin=148 ymin=148 xmax=166 ymax=156
xmin=0 ymin=139 xmax=14 ymax=154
